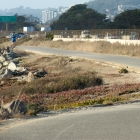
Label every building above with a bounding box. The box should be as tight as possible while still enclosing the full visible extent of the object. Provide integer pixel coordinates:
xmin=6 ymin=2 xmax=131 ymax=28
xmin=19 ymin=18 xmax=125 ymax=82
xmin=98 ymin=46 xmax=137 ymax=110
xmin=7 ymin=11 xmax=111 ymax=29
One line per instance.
xmin=23 ymin=26 xmax=34 ymax=32
xmin=42 ymin=10 xmax=59 ymax=24
xmin=42 ymin=7 xmax=69 ymax=24
xmin=41 ymin=26 xmax=51 ymax=31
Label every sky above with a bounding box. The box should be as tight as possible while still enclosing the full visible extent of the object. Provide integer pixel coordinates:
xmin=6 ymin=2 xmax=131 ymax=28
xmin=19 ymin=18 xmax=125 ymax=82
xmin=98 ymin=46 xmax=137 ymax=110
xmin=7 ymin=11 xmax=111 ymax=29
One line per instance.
xmin=0 ymin=0 xmax=89 ymax=10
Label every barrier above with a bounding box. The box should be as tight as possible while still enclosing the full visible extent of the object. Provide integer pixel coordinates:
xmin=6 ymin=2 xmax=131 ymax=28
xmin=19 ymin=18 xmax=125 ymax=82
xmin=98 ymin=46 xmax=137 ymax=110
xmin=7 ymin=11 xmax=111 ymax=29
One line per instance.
xmin=53 ymin=38 xmax=140 ymax=45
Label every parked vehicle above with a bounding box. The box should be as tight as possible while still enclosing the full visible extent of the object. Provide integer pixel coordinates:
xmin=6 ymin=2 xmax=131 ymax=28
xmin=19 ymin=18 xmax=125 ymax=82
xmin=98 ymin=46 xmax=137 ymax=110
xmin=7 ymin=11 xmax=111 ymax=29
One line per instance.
xmin=80 ymin=30 xmax=91 ymax=38
xmin=104 ymin=33 xmax=121 ymax=39
xmin=6 ymin=32 xmax=29 ymax=39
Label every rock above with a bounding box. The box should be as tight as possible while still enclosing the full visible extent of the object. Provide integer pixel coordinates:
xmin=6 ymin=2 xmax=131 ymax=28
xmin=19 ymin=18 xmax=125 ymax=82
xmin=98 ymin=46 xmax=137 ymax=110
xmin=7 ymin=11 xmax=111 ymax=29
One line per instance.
xmin=0 ymin=55 xmax=6 ymax=63
xmin=1 ymin=100 xmax=27 ymax=114
xmin=8 ymin=52 xmax=18 ymax=59
xmin=27 ymin=72 xmax=35 ymax=82
xmin=16 ymin=67 xmax=26 ymax=72
xmin=3 ymin=61 xmax=9 ymax=66
xmin=0 ymin=62 xmax=3 ymax=69
xmin=6 ymin=46 xmax=10 ymax=53
xmin=0 ymin=69 xmax=5 ymax=75
xmin=12 ymin=59 xmax=19 ymax=64
xmin=7 ymin=62 xmax=17 ymax=72
xmin=2 ymin=69 xmax=13 ymax=79
xmin=0 ymin=107 xmax=11 ymax=119
xmin=0 ymin=80 xmax=5 ymax=85
xmin=33 ymin=69 xmax=47 ymax=77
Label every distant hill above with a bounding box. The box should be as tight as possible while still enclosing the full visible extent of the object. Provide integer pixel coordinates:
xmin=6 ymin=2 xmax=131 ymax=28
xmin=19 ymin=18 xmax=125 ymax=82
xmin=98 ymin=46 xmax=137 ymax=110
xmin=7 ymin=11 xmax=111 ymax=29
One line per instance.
xmin=86 ymin=0 xmax=140 ymax=14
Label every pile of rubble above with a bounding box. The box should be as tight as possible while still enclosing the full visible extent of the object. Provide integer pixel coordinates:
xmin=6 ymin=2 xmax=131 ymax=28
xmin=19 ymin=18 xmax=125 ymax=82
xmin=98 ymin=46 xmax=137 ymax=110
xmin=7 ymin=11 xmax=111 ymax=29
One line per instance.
xmin=0 ymin=47 xmax=48 ymax=119
xmin=0 ymin=47 xmax=47 ymax=84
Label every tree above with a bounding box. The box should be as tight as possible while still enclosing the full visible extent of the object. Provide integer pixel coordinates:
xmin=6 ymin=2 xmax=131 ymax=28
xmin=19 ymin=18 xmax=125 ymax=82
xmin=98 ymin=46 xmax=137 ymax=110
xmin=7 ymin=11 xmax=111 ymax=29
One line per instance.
xmin=113 ymin=9 xmax=140 ymax=29
xmin=50 ymin=4 xmax=107 ymax=30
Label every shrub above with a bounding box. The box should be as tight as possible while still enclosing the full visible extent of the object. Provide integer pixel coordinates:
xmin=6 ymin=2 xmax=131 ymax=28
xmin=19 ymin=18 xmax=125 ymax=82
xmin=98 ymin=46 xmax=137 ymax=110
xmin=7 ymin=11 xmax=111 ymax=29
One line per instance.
xmin=119 ymin=68 xmax=128 ymax=74
xmin=27 ymin=103 xmax=44 ymax=116
xmin=46 ymin=73 xmax=103 ymax=93
xmin=45 ymin=32 xmax=54 ymax=40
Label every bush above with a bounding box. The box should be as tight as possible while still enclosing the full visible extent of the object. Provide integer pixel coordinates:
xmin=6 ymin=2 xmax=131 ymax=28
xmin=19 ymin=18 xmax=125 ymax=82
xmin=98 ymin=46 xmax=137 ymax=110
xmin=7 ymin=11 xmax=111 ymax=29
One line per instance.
xmin=27 ymin=103 xmax=44 ymax=116
xmin=45 ymin=32 xmax=54 ymax=40
xmin=46 ymin=73 xmax=103 ymax=93
xmin=119 ymin=68 xmax=128 ymax=74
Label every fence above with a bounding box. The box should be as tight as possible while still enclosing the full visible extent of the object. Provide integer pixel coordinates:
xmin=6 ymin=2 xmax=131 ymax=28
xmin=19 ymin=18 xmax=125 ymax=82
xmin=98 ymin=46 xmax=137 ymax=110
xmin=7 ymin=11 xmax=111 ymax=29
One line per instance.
xmin=0 ymin=29 xmax=140 ymax=40
xmin=51 ymin=29 xmax=140 ymax=40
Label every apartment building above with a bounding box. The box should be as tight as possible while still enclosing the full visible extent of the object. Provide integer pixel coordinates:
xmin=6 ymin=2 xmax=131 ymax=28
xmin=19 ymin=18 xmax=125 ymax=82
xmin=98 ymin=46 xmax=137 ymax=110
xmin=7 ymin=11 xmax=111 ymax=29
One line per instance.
xmin=42 ymin=10 xmax=59 ymax=23
xmin=42 ymin=7 xmax=69 ymax=24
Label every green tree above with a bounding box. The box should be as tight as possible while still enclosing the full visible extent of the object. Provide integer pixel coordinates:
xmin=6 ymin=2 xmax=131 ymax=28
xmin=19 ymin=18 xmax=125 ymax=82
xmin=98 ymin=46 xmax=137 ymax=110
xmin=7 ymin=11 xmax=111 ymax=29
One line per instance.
xmin=113 ymin=9 xmax=140 ymax=29
xmin=51 ymin=4 xmax=107 ymax=30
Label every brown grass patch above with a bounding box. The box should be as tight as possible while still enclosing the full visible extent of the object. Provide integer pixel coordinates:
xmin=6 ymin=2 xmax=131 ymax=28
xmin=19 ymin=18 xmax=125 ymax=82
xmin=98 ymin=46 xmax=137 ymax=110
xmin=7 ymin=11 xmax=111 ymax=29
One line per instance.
xmin=19 ymin=39 xmax=140 ymax=57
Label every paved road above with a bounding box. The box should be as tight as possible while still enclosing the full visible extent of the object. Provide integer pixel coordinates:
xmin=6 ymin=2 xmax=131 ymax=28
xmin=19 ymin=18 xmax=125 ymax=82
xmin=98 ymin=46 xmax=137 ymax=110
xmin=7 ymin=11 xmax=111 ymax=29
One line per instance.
xmin=1 ymin=47 xmax=140 ymax=139
xmin=1 ymin=103 xmax=140 ymax=140
xmin=16 ymin=46 xmax=140 ymax=69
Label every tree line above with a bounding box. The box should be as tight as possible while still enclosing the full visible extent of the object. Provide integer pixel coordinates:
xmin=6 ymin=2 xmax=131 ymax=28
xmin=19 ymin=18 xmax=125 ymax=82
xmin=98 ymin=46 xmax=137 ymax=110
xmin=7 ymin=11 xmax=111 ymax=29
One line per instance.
xmin=0 ymin=4 xmax=140 ymax=31
xmin=50 ymin=4 xmax=140 ymax=30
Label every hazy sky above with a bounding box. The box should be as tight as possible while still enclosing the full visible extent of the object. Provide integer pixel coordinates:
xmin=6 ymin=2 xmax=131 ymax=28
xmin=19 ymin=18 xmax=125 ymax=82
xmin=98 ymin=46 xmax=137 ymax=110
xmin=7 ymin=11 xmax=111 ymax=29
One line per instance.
xmin=1 ymin=0 xmax=89 ymax=10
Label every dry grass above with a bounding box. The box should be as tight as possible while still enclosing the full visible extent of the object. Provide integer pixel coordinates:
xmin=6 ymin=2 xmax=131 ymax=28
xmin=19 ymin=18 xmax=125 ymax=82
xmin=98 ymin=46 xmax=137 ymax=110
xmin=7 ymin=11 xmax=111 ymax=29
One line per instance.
xmin=19 ymin=39 xmax=140 ymax=57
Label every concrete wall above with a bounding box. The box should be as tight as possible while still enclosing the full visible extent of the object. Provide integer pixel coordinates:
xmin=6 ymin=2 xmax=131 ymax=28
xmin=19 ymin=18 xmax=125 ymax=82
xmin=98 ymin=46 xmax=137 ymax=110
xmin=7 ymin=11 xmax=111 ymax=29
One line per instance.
xmin=53 ymin=38 xmax=140 ymax=45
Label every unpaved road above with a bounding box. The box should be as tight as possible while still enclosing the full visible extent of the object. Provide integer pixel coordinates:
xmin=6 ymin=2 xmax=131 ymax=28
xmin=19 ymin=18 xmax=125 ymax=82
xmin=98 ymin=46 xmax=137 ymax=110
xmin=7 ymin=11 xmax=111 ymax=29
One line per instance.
xmin=0 ymin=103 xmax=140 ymax=140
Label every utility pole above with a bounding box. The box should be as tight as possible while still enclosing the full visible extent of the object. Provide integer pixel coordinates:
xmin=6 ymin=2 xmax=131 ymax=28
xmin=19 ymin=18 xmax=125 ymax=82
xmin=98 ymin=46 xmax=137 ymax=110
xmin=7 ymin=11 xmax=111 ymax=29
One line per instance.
xmin=6 ymin=23 xmax=8 ymax=31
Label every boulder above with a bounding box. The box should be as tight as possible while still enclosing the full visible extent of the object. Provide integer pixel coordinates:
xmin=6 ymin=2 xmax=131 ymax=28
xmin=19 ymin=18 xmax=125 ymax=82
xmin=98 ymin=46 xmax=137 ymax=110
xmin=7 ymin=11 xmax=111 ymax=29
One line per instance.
xmin=1 ymin=100 xmax=27 ymax=114
xmin=8 ymin=62 xmax=17 ymax=72
xmin=2 ymin=69 xmax=13 ymax=79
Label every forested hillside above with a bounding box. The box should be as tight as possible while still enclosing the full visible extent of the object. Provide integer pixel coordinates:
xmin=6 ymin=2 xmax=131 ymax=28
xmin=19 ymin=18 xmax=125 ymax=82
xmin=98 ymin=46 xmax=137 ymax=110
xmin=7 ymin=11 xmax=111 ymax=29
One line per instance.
xmin=51 ymin=4 xmax=107 ymax=30
xmin=50 ymin=4 xmax=140 ymax=30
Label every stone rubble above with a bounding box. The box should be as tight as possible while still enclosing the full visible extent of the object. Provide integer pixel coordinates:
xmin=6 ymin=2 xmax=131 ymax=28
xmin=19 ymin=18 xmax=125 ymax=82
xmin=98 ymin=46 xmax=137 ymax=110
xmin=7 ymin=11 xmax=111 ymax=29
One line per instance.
xmin=0 ymin=47 xmax=48 ymax=119
xmin=0 ymin=47 xmax=48 ymax=84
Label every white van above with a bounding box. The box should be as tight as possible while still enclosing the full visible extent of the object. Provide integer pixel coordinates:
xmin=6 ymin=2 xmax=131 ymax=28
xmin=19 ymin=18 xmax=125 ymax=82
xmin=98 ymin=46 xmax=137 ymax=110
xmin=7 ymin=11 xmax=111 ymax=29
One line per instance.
xmin=80 ymin=30 xmax=91 ymax=38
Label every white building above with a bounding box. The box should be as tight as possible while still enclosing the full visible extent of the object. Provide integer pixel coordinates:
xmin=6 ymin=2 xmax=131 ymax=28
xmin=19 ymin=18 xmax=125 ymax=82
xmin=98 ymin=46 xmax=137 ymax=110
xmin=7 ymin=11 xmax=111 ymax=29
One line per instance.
xmin=42 ymin=10 xmax=59 ymax=23
xmin=42 ymin=7 xmax=69 ymax=24
xmin=23 ymin=26 xmax=34 ymax=32
xmin=41 ymin=26 xmax=51 ymax=31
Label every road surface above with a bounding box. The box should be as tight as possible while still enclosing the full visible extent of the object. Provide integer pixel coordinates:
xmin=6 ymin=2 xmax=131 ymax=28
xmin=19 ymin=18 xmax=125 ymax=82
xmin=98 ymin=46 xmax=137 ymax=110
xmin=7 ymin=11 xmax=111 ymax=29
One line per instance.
xmin=0 ymin=103 xmax=140 ymax=140
xmin=16 ymin=46 xmax=140 ymax=70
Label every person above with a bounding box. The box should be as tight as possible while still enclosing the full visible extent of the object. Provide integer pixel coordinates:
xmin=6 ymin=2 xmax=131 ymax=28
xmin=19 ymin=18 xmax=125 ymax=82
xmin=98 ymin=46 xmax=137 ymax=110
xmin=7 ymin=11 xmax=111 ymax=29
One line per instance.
xmin=11 ymin=32 xmax=16 ymax=51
